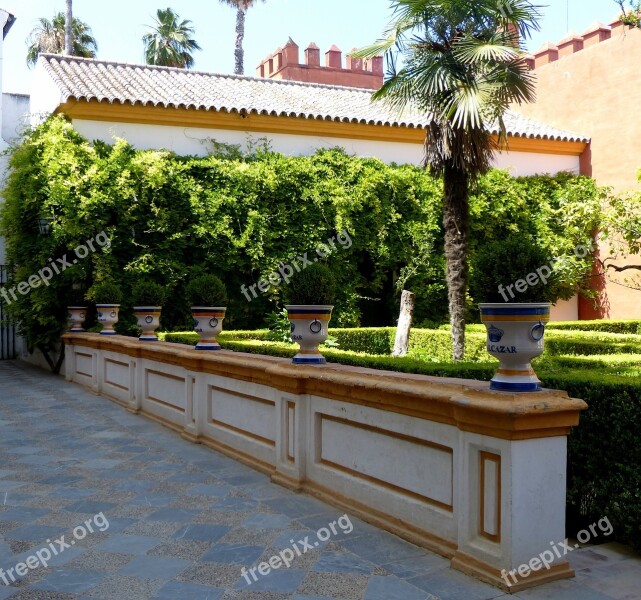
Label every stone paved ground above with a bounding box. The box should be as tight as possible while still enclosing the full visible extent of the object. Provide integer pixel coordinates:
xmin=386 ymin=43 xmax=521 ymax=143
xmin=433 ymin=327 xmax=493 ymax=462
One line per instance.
xmin=0 ymin=360 xmax=639 ymax=600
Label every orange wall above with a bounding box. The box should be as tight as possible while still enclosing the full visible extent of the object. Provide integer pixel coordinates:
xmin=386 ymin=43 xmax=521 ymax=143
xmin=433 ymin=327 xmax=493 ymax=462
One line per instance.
xmin=517 ymin=26 xmax=641 ymax=318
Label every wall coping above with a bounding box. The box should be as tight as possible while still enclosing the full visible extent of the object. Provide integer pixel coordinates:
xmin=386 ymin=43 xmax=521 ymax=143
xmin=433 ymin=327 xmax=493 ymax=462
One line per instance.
xmin=63 ymin=333 xmax=587 ymax=441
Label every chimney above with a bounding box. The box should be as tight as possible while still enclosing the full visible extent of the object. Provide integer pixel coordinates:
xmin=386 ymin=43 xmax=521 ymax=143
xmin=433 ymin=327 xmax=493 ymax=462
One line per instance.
xmin=523 ymin=53 xmax=535 ymax=70
xmin=325 ymin=44 xmax=342 ymax=69
xmin=369 ymin=55 xmax=384 ymax=76
xmin=582 ymin=22 xmax=611 ymax=47
xmin=256 ymin=62 xmax=265 ymax=77
xmin=282 ymin=37 xmax=299 ymax=66
xmin=534 ymin=42 xmax=559 ymax=68
xmin=346 ymin=48 xmax=363 ymax=71
xmin=305 ymin=42 xmax=320 ymax=67
xmin=610 ymin=18 xmax=631 ymax=37
xmin=273 ymin=47 xmax=283 ymax=72
xmin=557 ymin=32 xmax=584 ymax=57
xmin=267 ymin=55 xmax=274 ymax=75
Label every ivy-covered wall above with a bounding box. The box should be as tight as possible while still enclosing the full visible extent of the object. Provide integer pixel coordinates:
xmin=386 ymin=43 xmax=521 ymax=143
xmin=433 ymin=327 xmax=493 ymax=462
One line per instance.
xmin=1 ymin=116 xmax=603 ymax=356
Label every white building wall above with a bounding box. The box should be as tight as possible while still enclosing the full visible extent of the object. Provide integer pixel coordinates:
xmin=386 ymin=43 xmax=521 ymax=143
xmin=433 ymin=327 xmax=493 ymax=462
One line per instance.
xmin=70 ymin=118 xmax=581 ymax=176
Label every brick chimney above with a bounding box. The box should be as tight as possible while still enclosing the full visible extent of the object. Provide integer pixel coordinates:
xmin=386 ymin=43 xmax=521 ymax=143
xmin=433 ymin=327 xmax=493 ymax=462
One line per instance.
xmin=305 ymin=42 xmax=320 ymax=67
xmin=582 ymin=22 xmax=611 ymax=47
xmin=557 ymin=32 xmax=584 ymax=58
xmin=325 ymin=44 xmax=342 ymax=69
xmin=256 ymin=39 xmax=384 ymax=89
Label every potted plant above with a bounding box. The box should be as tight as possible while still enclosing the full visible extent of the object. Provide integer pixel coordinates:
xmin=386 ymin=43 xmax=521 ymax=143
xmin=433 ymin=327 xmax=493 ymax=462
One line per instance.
xmin=66 ymin=290 xmax=88 ymax=333
xmin=186 ymin=275 xmax=228 ymax=350
xmin=470 ymin=236 xmax=563 ymax=392
xmin=284 ymin=263 xmax=336 ymax=364
xmin=132 ymin=281 xmax=166 ymax=342
xmin=90 ymin=281 xmax=123 ymax=336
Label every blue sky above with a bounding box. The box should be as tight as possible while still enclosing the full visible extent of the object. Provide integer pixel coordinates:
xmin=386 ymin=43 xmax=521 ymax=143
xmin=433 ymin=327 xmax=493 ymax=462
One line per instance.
xmin=2 ymin=0 xmax=625 ymax=94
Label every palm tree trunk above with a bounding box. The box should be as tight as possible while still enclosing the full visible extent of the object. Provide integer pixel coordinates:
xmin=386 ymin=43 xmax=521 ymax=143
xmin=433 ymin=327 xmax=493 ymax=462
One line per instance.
xmin=65 ymin=0 xmax=73 ymax=55
xmin=234 ymin=8 xmax=246 ymax=75
xmin=443 ymin=163 xmax=470 ymax=361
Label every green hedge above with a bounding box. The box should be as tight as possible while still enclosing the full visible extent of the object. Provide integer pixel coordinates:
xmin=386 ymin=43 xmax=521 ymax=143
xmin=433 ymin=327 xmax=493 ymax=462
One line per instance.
xmin=166 ymin=327 xmax=641 ymax=361
xmin=541 ymin=372 xmax=641 ymax=549
xmin=548 ymin=320 xmax=641 ymax=334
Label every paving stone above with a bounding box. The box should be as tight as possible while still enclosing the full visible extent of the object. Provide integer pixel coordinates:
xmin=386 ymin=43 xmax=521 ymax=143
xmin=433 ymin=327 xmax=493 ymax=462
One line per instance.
xmin=93 ymin=534 xmax=162 ymax=555
xmin=312 ymin=550 xmax=375 ymax=574
xmin=80 ymin=574 xmax=164 ymax=599
xmin=148 ymin=540 xmax=212 ymax=561
xmin=201 ymin=543 xmax=265 ymax=565
xmin=407 ymin=568 xmax=507 ymax=600
xmin=118 ymin=555 xmax=192 ymax=580
xmin=172 ymin=524 xmax=231 ymax=544
xmin=1 ymin=362 xmax=639 ymax=600
xmin=177 ymin=563 xmax=246 ymax=587
xmin=152 ymin=580 xmax=225 ymax=599
xmin=364 ymin=574 xmax=435 ymax=599
xmin=32 ymin=569 xmax=106 ymax=594
xmin=296 ymin=572 xmax=370 ymax=599
xmin=65 ymin=550 xmax=134 ymax=572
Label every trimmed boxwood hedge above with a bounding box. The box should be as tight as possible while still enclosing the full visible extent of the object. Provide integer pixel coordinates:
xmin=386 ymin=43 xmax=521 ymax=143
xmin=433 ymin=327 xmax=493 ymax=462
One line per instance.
xmin=160 ymin=328 xmax=641 ymax=549
xmin=548 ymin=320 xmax=641 ymax=335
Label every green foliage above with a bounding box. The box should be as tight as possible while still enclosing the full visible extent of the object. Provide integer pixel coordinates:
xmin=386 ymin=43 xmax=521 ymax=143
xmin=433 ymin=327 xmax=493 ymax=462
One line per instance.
xmin=0 ymin=116 xmax=603 ymax=363
xmin=543 ymin=371 xmax=641 ymax=549
xmin=617 ymin=1 xmax=641 ymax=27
xmin=142 ymin=8 xmax=201 ymax=68
xmin=186 ymin=274 xmax=227 ymax=307
xmin=548 ymin=320 xmax=641 ymax=335
xmin=26 ymin=12 xmax=98 ymax=67
xmin=470 ymin=235 xmax=563 ymax=302
xmin=265 ymin=308 xmax=291 ymax=342
xmin=284 ymin=263 xmax=336 ymax=305
xmin=89 ymin=281 xmax=122 ymax=305
xmin=131 ymin=280 xmax=166 ymax=306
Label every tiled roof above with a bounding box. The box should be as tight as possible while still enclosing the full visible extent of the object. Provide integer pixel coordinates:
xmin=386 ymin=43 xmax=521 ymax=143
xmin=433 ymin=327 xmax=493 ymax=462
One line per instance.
xmin=38 ymin=54 xmax=590 ymax=143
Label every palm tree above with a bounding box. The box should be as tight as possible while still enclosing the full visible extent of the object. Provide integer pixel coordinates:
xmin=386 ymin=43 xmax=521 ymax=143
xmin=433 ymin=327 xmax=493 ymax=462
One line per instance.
xmin=65 ymin=0 xmax=73 ymax=55
xmin=356 ymin=0 xmax=540 ymax=360
xmin=26 ymin=12 xmax=98 ymax=67
xmin=219 ymin=0 xmax=265 ymax=75
xmin=142 ymin=8 xmax=201 ymax=69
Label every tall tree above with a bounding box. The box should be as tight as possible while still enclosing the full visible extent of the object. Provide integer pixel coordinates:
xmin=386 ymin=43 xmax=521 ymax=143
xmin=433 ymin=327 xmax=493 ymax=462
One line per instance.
xmin=356 ymin=0 xmax=540 ymax=360
xmin=65 ymin=0 xmax=73 ymax=55
xmin=142 ymin=7 xmax=201 ymax=68
xmin=219 ymin=0 xmax=265 ymax=75
xmin=26 ymin=12 xmax=98 ymax=67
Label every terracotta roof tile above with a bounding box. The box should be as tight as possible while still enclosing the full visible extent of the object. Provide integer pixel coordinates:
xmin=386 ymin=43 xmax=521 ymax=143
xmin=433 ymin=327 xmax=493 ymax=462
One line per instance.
xmin=38 ymin=54 xmax=590 ymax=143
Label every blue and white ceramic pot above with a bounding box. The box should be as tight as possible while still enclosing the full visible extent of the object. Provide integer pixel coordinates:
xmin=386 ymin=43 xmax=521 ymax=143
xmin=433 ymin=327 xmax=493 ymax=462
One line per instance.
xmin=134 ymin=306 xmax=162 ymax=342
xmin=286 ymin=305 xmax=333 ymax=364
xmin=67 ymin=306 xmax=87 ymax=332
xmin=97 ymin=304 xmax=120 ymax=336
xmin=479 ymin=303 xmax=550 ymax=392
xmin=192 ymin=307 xmax=226 ymax=350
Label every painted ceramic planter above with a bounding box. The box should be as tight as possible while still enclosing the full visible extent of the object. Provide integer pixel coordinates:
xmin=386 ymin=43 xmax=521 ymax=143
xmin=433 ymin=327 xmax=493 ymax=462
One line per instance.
xmin=134 ymin=307 xmax=162 ymax=342
xmin=96 ymin=304 xmax=120 ymax=336
xmin=286 ymin=305 xmax=333 ymax=364
xmin=192 ymin=307 xmax=226 ymax=350
xmin=67 ymin=306 xmax=87 ymax=332
xmin=479 ymin=303 xmax=550 ymax=392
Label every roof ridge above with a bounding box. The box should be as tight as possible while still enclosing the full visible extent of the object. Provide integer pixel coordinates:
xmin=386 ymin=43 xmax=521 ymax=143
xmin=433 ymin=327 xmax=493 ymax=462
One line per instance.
xmin=38 ymin=54 xmax=380 ymax=94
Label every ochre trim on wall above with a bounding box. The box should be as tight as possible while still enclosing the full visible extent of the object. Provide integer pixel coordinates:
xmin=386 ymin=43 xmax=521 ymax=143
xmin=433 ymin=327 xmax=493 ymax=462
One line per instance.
xmin=479 ymin=451 xmax=502 ymax=543
xmin=56 ymin=99 xmax=587 ymax=155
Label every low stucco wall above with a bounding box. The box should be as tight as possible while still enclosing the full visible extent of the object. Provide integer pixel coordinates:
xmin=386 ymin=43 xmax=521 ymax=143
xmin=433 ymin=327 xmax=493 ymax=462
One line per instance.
xmin=63 ymin=333 xmax=586 ymax=592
